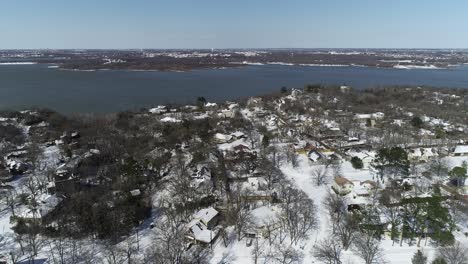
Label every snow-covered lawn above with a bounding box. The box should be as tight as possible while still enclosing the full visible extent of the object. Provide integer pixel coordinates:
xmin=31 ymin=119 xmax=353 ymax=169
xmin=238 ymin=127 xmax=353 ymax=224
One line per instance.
xmin=209 ymin=154 xmax=468 ymax=264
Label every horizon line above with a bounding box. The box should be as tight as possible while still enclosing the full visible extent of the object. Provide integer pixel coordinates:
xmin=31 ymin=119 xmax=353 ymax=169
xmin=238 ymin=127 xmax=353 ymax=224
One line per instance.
xmin=1 ymin=47 xmax=468 ymax=51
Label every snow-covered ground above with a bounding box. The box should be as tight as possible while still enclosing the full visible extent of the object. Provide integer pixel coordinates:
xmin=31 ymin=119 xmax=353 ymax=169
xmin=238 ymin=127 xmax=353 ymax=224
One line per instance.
xmin=208 ymin=153 xmax=468 ymax=264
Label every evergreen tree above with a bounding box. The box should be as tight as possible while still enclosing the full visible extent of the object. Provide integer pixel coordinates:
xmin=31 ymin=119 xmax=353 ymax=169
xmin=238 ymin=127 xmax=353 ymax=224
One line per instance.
xmin=411 ymin=116 xmax=424 ymax=128
xmin=449 ymin=166 xmax=467 ymax=187
xmin=351 ymin=156 xmax=364 ymax=169
xmin=412 ymin=250 xmax=427 ymax=264
xmin=426 ymin=196 xmax=455 ymax=246
xmin=371 ymin=147 xmax=410 ymax=181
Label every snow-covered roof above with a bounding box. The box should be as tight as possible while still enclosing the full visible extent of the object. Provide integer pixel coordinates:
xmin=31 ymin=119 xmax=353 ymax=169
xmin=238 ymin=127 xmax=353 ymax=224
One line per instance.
xmin=214 ymin=133 xmax=233 ymax=142
xmin=194 ymin=207 xmax=218 ymax=225
xmin=17 ymin=194 xmax=62 ymax=219
xmin=205 ymin=102 xmax=217 ymax=107
xmin=227 ymin=103 xmax=238 ymax=110
xmin=149 ymin=105 xmax=166 ymax=114
xmin=308 ymin=151 xmax=322 ymax=162
xmin=130 ymin=189 xmax=141 ymax=196
xmin=186 ymin=219 xmax=217 ymax=243
xmin=352 ymin=180 xmax=377 ymax=196
xmin=453 ymin=145 xmax=468 ymax=154
xmin=354 ymin=114 xmax=372 ymax=119
xmin=160 ymin=117 xmax=181 ymax=123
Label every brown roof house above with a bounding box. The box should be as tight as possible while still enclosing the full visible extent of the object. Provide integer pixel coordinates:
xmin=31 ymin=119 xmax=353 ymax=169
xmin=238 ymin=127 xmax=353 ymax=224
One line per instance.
xmin=332 ymin=176 xmax=354 ymax=195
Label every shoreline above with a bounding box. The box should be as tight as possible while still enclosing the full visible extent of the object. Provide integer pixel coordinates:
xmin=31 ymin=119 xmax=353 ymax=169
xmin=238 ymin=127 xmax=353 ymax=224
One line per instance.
xmin=27 ymin=62 xmax=465 ymax=72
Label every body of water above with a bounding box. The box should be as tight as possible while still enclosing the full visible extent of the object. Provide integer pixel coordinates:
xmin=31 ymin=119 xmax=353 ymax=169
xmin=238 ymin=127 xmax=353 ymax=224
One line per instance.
xmin=1 ymin=64 xmax=468 ymax=114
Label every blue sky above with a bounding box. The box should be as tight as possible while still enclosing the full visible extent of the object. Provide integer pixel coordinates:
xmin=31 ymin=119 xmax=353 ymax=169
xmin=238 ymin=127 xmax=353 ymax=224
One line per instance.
xmin=0 ymin=0 xmax=466 ymax=49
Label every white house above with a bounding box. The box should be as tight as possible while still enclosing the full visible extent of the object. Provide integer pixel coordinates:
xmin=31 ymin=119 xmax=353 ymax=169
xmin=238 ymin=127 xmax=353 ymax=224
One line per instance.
xmin=186 ymin=207 xmax=220 ymax=244
xmin=332 ymin=177 xmax=354 ymax=195
xmin=452 ymin=145 xmax=468 ymax=156
xmin=408 ymin=148 xmax=437 ymax=162
xmin=186 ymin=219 xmax=218 ymax=244
xmin=148 ymin=105 xmax=167 ymax=114
xmin=193 ymin=207 xmax=219 ymax=228
xmin=214 ymin=133 xmax=233 ymax=144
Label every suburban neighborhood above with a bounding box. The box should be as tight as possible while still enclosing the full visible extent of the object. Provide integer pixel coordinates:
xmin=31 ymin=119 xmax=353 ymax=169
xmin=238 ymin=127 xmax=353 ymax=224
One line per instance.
xmin=0 ymin=85 xmax=467 ymax=263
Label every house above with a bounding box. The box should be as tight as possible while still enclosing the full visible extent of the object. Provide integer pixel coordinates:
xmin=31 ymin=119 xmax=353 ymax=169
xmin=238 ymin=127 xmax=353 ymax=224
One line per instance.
xmin=218 ymin=109 xmax=236 ymax=118
xmin=186 ymin=219 xmax=218 ymax=244
xmin=462 ymin=181 xmax=468 ymax=199
xmin=214 ymin=133 xmax=233 ymax=144
xmin=205 ymin=102 xmax=217 ymax=108
xmin=354 ymin=113 xmax=380 ymax=127
xmin=245 ymin=176 xmax=267 ymax=191
xmin=190 ymin=166 xmax=213 ymax=188
xmin=129 ymin=189 xmax=141 ymax=197
xmin=332 ymin=177 xmax=354 ymax=195
xmin=408 ymin=148 xmax=437 ymax=163
xmin=353 ymin=180 xmax=378 ymax=197
xmin=340 ymin=85 xmax=351 ymax=93
xmin=233 ymin=144 xmax=251 ymax=153
xmin=193 ymin=207 xmax=219 ymax=229
xmin=6 ymin=159 xmax=28 ymax=175
xmin=16 ymin=194 xmax=63 ymax=221
xmin=308 ymin=149 xmax=323 ymax=162
xmin=186 ymin=207 xmax=220 ymax=244
xmin=149 ymin=105 xmax=167 ymax=114
xmin=452 ymin=145 xmax=468 ymax=156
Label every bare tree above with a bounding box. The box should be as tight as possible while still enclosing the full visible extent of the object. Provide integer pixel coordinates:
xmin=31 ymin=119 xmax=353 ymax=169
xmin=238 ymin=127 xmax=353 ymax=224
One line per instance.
xmin=426 ymin=156 xmax=449 ymax=181
xmin=147 ymin=210 xmax=188 ymax=264
xmin=263 ymin=242 xmax=304 ymax=264
xmin=311 ymin=166 xmax=329 ymax=186
xmin=47 ymin=236 xmax=67 ymax=264
xmin=226 ymin=189 xmax=254 ymax=241
xmin=330 ymin=161 xmax=342 ymax=177
xmin=436 ymin=242 xmax=468 ymax=264
xmin=251 ymin=237 xmax=265 ymax=264
xmin=283 ymin=146 xmax=299 ymax=168
xmin=335 ymin=213 xmax=360 ymax=250
xmin=108 ymin=235 xmax=139 ymax=264
xmin=103 ymin=241 xmax=125 ymax=264
xmin=312 ymin=238 xmax=343 ymax=264
xmin=266 ymin=145 xmax=282 ymax=169
xmin=24 ymin=223 xmax=44 ymax=263
xmin=5 ymin=189 xmax=17 ymax=217
xmin=323 ymin=191 xmax=346 ymax=233
xmin=352 ymin=232 xmax=386 ymax=264
xmin=280 ymin=185 xmax=318 ymax=245
xmin=8 ymin=248 xmax=22 ymax=264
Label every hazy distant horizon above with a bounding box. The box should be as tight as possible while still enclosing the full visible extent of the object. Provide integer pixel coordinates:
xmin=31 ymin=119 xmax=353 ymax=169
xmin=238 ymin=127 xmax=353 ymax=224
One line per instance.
xmin=1 ymin=48 xmax=468 ymax=51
